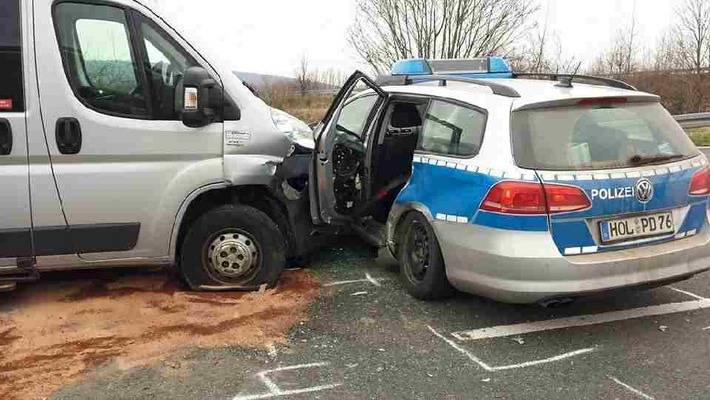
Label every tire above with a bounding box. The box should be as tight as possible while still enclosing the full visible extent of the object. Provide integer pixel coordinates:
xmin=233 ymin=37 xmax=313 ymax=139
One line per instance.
xmin=397 ymin=212 xmax=455 ymax=300
xmin=180 ymin=204 xmax=286 ymax=291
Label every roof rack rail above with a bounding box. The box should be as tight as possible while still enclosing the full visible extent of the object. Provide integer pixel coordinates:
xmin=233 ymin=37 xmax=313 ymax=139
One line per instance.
xmin=375 ymin=74 xmax=521 ymax=98
xmin=514 ymin=73 xmax=637 ymax=91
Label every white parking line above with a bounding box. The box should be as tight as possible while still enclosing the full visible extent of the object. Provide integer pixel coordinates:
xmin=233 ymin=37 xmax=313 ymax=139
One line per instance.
xmin=323 ymin=279 xmax=371 ymax=287
xmin=233 ymin=362 xmax=341 ymax=400
xmin=669 ymin=287 xmax=707 ymax=300
xmin=452 ymin=299 xmax=710 ymax=341
xmin=365 ymin=272 xmax=382 ymax=287
xmin=323 ymin=274 xmax=389 ymax=287
xmin=609 ymin=376 xmax=655 ymax=400
xmin=427 ymin=326 xmax=596 ymax=372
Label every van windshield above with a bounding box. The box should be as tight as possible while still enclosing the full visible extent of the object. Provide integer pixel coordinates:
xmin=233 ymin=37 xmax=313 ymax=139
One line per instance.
xmin=511 ymin=102 xmax=699 ymax=171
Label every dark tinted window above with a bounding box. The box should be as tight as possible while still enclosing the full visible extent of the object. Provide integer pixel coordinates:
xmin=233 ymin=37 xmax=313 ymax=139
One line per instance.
xmin=0 ymin=0 xmax=24 ymax=112
xmin=54 ymin=3 xmax=149 ymax=117
xmin=418 ymin=100 xmax=486 ymax=157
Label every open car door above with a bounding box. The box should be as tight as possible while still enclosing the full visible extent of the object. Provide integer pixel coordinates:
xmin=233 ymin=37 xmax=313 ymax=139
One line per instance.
xmin=309 ymin=72 xmax=388 ymax=225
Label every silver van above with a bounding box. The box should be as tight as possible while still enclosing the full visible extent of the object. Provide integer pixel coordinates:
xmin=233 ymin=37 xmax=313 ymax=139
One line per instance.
xmin=1 ymin=0 xmax=316 ymax=292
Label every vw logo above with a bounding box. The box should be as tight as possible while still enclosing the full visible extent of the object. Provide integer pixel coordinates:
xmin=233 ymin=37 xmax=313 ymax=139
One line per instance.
xmin=635 ymin=178 xmax=654 ymax=204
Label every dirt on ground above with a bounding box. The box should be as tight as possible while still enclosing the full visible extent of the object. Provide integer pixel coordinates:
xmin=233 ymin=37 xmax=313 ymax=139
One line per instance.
xmin=0 ymin=268 xmax=320 ymax=400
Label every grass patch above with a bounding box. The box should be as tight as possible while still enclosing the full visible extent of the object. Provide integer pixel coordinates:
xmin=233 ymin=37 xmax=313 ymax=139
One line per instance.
xmin=688 ymin=127 xmax=710 ymax=147
xmin=266 ymin=94 xmax=334 ymax=124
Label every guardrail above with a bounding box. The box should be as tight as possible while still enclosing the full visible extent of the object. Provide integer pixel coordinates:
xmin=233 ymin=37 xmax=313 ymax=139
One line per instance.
xmin=675 ymin=112 xmax=710 ymax=129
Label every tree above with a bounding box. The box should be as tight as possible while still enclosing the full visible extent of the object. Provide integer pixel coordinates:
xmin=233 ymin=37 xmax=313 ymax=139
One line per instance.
xmin=674 ymin=0 xmax=710 ymax=73
xmin=509 ymin=6 xmax=579 ymax=74
xmin=589 ymin=6 xmax=638 ymax=78
xmin=348 ymin=0 xmax=539 ymax=73
xmin=295 ymin=53 xmax=315 ymax=97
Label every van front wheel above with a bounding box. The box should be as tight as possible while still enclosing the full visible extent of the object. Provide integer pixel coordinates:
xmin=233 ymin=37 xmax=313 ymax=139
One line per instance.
xmin=180 ymin=205 xmax=286 ymax=291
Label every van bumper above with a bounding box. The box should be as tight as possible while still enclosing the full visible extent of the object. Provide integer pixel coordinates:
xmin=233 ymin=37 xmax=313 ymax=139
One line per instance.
xmin=435 ymin=222 xmax=710 ymax=304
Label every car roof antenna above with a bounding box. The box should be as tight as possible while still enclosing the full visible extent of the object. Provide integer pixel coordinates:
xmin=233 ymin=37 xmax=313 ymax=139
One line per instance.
xmin=555 ymin=61 xmax=583 ymax=88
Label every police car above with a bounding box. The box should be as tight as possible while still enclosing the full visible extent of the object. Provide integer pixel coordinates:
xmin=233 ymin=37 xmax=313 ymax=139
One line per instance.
xmin=310 ymin=57 xmax=710 ymax=304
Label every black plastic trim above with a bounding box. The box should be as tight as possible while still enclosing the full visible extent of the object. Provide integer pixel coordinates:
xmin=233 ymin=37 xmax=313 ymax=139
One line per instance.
xmin=55 ymin=117 xmax=82 ymax=155
xmin=0 ymin=119 xmax=13 ymax=155
xmin=0 ymin=223 xmax=141 ymax=257
xmin=514 ymin=73 xmax=638 ymax=91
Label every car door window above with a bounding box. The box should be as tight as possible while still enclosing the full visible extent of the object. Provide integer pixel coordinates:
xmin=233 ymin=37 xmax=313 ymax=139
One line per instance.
xmin=0 ymin=0 xmax=23 ymax=112
xmin=335 ymin=94 xmax=378 ymax=139
xmin=136 ymin=15 xmax=199 ymax=120
xmin=419 ymin=100 xmax=486 ymax=157
xmin=54 ymin=3 xmax=148 ymax=117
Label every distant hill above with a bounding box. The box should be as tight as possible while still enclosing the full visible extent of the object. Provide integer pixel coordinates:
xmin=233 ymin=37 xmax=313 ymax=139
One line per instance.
xmin=233 ymin=71 xmax=340 ymax=95
xmin=233 ymin=71 xmax=297 ymax=90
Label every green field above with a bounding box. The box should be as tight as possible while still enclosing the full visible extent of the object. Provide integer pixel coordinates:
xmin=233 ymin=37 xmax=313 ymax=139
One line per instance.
xmin=688 ymin=127 xmax=710 ymax=147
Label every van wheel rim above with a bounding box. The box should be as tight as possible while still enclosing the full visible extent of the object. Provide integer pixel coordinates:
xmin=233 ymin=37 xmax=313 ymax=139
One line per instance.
xmin=205 ymin=230 xmax=261 ymax=281
xmin=406 ymin=222 xmax=429 ymax=282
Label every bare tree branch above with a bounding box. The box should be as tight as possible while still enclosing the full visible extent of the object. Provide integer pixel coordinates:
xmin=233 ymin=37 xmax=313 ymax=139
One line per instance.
xmin=348 ymin=0 xmax=539 ymax=73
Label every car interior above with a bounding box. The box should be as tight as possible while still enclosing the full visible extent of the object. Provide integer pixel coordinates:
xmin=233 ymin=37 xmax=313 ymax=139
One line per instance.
xmin=331 ymin=98 xmax=427 ymax=236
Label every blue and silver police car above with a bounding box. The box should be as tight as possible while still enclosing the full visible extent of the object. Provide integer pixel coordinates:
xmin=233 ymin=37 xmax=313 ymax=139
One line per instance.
xmin=310 ymin=57 xmax=710 ymax=304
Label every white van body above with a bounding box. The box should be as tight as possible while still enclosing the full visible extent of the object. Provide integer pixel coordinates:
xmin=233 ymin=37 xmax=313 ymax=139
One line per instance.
xmin=0 ymin=0 xmax=315 ymax=290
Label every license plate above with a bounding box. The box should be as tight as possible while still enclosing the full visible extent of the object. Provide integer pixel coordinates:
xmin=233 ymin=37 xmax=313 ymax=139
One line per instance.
xmin=600 ymin=212 xmax=674 ymax=244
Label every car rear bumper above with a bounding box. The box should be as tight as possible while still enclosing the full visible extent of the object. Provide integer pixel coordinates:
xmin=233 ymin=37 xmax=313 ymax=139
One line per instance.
xmin=435 ymin=221 xmax=710 ymax=304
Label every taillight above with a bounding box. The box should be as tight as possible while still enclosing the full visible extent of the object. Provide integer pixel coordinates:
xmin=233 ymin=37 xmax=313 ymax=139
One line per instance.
xmin=481 ymin=181 xmax=590 ymax=215
xmin=481 ymin=182 xmax=546 ymax=214
xmin=545 ymin=184 xmax=592 ymax=213
xmin=689 ymin=167 xmax=710 ymax=196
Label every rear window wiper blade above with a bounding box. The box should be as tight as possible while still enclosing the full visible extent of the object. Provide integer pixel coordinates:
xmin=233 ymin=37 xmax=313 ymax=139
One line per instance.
xmin=629 ymin=154 xmax=686 ymax=166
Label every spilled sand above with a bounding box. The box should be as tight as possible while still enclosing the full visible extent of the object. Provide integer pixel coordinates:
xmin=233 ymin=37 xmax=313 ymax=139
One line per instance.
xmin=0 ymin=269 xmax=320 ymax=399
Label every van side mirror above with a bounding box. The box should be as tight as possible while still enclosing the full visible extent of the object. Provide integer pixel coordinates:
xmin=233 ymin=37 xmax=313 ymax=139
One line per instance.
xmin=182 ymin=66 xmax=222 ymax=128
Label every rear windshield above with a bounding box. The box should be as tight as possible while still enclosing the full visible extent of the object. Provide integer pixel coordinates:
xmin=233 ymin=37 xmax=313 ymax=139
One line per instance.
xmin=511 ymin=102 xmax=698 ymax=171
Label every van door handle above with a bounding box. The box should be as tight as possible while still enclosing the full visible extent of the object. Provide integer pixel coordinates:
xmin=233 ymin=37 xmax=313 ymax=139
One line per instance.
xmin=55 ymin=118 xmax=82 ymax=155
xmin=0 ymin=119 xmax=12 ymax=155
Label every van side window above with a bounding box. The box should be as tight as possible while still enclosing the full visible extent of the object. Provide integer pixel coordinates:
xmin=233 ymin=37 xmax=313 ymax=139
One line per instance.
xmin=419 ymin=100 xmax=487 ymax=157
xmin=0 ymin=0 xmax=24 ymax=112
xmin=136 ymin=16 xmax=199 ymax=120
xmin=54 ymin=3 xmax=149 ymax=117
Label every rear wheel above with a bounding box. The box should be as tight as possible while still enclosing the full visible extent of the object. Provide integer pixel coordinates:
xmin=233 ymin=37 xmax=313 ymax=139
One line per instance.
xmin=397 ymin=212 xmax=455 ymax=300
xmin=180 ymin=205 xmax=286 ymax=290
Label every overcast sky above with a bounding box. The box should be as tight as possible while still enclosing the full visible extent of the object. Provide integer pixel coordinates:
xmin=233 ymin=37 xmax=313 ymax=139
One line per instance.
xmin=147 ymin=0 xmax=679 ymax=78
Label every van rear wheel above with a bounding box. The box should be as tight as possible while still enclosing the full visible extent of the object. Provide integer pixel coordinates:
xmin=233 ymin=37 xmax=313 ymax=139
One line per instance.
xmin=397 ymin=212 xmax=455 ymax=300
xmin=180 ymin=205 xmax=286 ymax=290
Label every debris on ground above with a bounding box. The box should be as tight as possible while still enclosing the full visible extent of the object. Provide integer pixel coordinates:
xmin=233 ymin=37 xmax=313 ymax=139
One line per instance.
xmin=512 ymin=337 xmax=525 ymax=345
xmin=0 ymin=269 xmax=320 ymax=400
xmin=659 ymin=325 xmax=668 ymax=332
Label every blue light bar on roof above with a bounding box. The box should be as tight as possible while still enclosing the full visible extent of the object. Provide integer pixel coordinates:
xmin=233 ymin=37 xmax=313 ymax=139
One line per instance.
xmin=390 ymin=57 xmax=513 ymax=79
xmin=390 ymin=59 xmax=432 ymax=76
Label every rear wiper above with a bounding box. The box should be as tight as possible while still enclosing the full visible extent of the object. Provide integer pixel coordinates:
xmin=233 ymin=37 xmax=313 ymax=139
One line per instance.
xmin=629 ymin=154 xmax=686 ymax=166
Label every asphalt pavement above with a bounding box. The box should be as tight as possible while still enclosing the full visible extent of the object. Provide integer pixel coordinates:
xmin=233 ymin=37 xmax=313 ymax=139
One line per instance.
xmin=53 ymin=241 xmax=710 ymax=400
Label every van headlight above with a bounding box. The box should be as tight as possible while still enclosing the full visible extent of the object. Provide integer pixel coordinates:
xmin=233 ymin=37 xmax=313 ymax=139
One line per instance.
xmin=270 ymin=108 xmax=315 ymax=151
